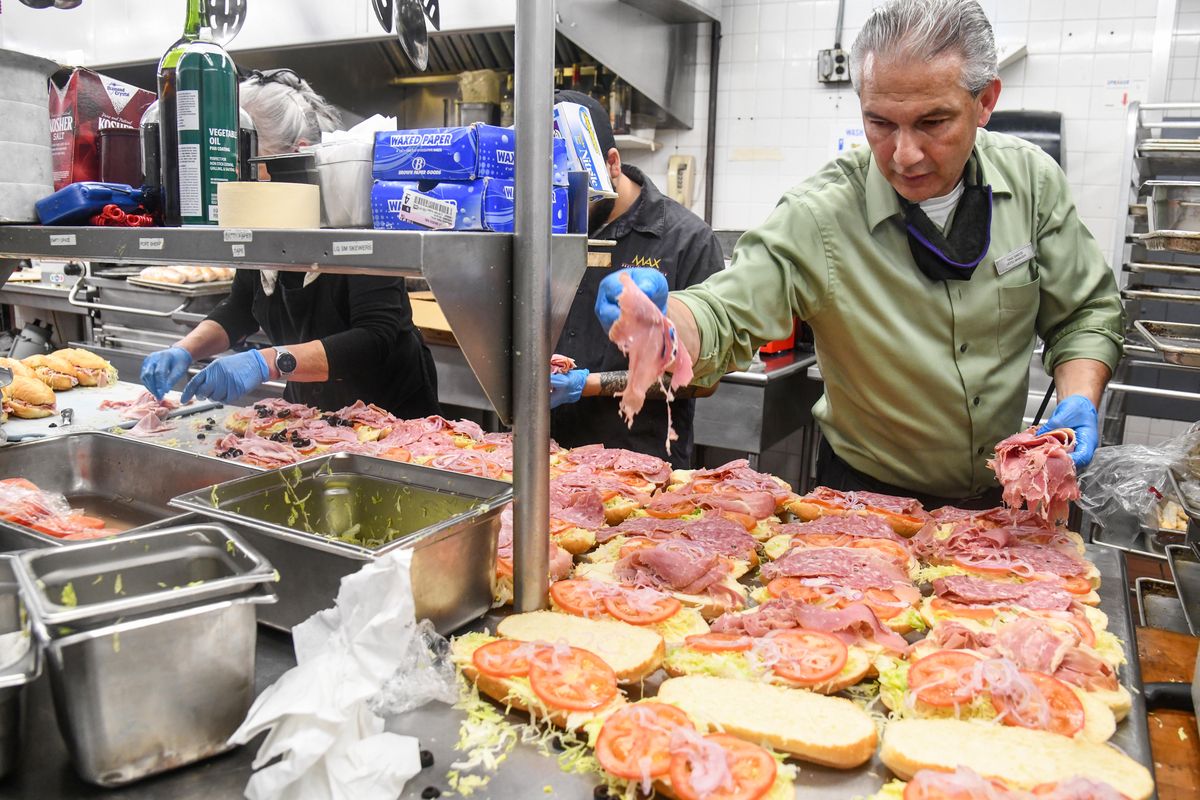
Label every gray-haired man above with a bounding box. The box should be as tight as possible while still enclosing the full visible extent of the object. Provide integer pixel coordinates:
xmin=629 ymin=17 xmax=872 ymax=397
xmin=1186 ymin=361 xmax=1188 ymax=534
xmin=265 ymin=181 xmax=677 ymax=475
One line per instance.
xmin=593 ymin=0 xmax=1123 ymax=508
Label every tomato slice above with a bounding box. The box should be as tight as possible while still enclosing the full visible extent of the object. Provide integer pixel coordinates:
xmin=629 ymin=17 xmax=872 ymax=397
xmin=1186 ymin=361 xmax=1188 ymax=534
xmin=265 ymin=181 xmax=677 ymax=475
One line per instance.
xmin=951 ymin=554 xmax=1016 ymax=575
xmin=603 ymin=592 xmax=682 ymax=625
xmin=766 ymin=577 xmax=843 ymax=605
xmin=684 ymin=633 xmax=754 ymax=653
xmin=528 ymin=646 xmax=618 ymax=711
xmin=549 ymin=579 xmax=610 ymax=618
xmin=764 ymin=629 xmax=849 ymax=686
xmin=668 ymin=733 xmax=777 ymax=800
xmin=792 ymin=532 xmax=848 ymax=549
xmin=863 ymin=587 xmax=905 ymax=620
xmin=471 ymin=639 xmax=540 ymax=678
xmin=850 ymin=538 xmax=910 ymax=564
xmin=929 ymin=597 xmax=999 ymax=621
xmin=595 ymin=702 xmax=695 ymax=780
xmin=1029 ymin=781 xmax=1130 ymax=799
xmin=617 ymin=537 xmax=657 ymax=559
xmin=718 ymin=511 xmax=759 ymax=531
xmin=380 ymin=446 xmax=412 ymax=462
xmin=990 ymin=671 xmax=1085 ymax=738
xmin=907 ymin=650 xmax=983 ymax=707
xmin=1061 ymin=575 xmax=1092 ymax=595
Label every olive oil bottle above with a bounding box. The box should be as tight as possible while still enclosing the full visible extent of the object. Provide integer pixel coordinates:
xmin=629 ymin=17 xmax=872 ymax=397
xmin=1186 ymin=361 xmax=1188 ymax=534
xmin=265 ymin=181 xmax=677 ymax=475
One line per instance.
xmin=156 ymin=0 xmax=202 ymax=226
xmin=174 ymin=32 xmax=239 ymax=225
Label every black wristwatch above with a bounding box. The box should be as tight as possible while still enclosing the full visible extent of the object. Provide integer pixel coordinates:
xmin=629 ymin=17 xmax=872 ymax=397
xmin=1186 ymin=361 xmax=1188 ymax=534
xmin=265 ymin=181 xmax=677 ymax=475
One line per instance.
xmin=274 ymin=346 xmax=297 ymax=377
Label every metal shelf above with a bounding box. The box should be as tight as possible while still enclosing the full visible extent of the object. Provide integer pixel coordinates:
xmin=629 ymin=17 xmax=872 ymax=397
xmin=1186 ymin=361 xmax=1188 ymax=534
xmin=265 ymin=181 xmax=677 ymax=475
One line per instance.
xmin=0 ymin=226 xmax=590 ymax=428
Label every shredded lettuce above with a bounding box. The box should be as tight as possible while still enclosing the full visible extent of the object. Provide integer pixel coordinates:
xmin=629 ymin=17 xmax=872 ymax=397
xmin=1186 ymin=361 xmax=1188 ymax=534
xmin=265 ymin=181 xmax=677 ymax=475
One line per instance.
xmin=1093 ymin=630 xmax=1126 ymax=666
xmin=60 ymin=582 xmax=77 ymax=608
xmin=584 ymin=538 xmax=627 ymax=564
xmin=894 ymin=607 xmax=927 ymax=633
xmin=876 ymin=656 xmax=997 ymax=722
xmin=859 ymin=779 xmax=907 ymax=800
xmin=651 ymin=608 xmax=710 ymax=643
xmin=913 ymin=563 xmax=972 ymax=583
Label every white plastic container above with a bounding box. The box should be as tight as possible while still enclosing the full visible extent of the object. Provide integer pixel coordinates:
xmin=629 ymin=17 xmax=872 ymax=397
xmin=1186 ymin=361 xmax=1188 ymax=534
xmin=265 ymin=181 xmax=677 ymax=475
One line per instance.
xmin=307 ymin=140 xmax=373 ymax=228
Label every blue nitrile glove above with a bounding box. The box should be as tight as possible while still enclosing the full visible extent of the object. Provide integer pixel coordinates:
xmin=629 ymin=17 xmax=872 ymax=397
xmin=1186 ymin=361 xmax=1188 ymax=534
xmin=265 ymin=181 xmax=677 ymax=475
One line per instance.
xmin=550 ymin=368 xmax=589 ymax=409
xmin=595 ymin=267 xmax=669 ymax=334
xmin=140 ymin=346 xmax=193 ymax=401
xmin=181 ymin=350 xmax=270 ymax=404
xmin=1037 ymin=394 xmax=1099 ymax=469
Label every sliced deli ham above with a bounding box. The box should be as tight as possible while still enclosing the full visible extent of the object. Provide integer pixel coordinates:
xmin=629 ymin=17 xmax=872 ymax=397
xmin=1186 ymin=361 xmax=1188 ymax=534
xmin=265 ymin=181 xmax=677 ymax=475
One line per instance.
xmin=932 ymin=575 xmax=1074 ymax=611
xmin=607 ymin=271 xmax=694 ymax=432
xmin=599 ymin=514 xmax=758 ymax=561
xmin=550 ymin=354 xmax=576 ymax=375
xmin=559 ymin=443 xmax=671 ymax=485
xmin=989 ymin=427 xmax=1080 ymax=523
xmin=647 ymin=487 xmax=778 ymax=521
xmin=774 ymin=515 xmax=908 ymax=543
xmin=711 ymin=598 xmax=909 ymax=654
xmin=760 ymin=546 xmax=911 ymax=591
xmin=613 ymin=540 xmax=734 ymax=599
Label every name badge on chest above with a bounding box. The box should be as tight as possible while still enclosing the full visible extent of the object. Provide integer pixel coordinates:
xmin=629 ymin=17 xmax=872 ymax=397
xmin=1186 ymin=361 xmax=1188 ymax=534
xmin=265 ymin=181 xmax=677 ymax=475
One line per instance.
xmin=994 ymin=242 xmax=1035 ymax=276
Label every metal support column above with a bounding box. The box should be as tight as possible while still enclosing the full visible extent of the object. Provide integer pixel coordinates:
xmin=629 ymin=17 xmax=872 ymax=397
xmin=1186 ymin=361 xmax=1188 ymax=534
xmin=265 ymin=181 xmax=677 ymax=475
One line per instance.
xmin=512 ymin=0 xmax=555 ymax=612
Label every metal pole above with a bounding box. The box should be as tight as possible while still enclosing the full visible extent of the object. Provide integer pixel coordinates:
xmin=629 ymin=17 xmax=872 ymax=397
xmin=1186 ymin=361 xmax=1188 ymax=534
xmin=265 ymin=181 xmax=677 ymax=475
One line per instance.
xmin=512 ymin=0 xmax=554 ymax=611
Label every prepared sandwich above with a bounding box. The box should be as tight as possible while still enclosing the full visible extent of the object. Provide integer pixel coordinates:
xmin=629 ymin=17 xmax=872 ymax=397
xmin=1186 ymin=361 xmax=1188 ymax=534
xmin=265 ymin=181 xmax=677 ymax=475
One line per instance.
xmin=867 ymin=766 xmax=1134 ymax=800
xmin=786 ymin=486 xmax=928 ymax=537
xmin=0 ymin=357 xmax=35 ymax=380
xmin=586 ymin=514 xmax=760 ymax=578
xmin=494 ymin=610 xmax=665 ymax=683
xmin=655 ymin=675 xmax=877 ymax=768
xmin=1 ymin=374 xmax=57 ymax=418
xmin=23 ymin=353 xmax=79 ymax=391
xmin=912 ymin=616 xmax=1130 ymax=719
xmin=640 ymin=483 xmax=782 ymax=541
xmin=879 ymin=718 xmax=1154 ymax=800
xmin=138 ymin=265 xmax=235 ymax=284
xmin=920 ymin=575 xmax=1109 ymax=643
xmin=762 ymin=514 xmax=914 ymax=562
xmin=592 ymin=699 xmax=796 ymax=800
xmin=547 ymin=579 xmax=710 ymax=644
xmin=756 ymin=545 xmax=925 ymax=633
xmin=54 ymin=348 xmax=118 ymax=387
xmin=876 ymin=650 xmax=1116 ymax=742
xmin=574 ymin=541 xmax=749 ymax=620
xmin=665 ymin=459 xmax=800 ymax=516
xmin=557 ymin=444 xmax=672 ymax=490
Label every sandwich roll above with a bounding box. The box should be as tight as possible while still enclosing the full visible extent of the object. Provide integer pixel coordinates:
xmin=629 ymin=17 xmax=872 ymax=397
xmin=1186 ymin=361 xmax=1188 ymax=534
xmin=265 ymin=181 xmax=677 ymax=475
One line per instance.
xmin=1 ymin=374 xmax=56 ymax=419
xmin=656 ymin=675 xmax=878 ymax=769
xmin=53 ymin=348 xmax=118 ymax=387
xmin=880 ymin=718 xmax=1153 ymax=800
xmin=0 ymin=357 xmax=35 ymax=380
xmin=22 ymin=353 xmax=79 ymax=391
xmin=495 ymin=610 xmax=665 ymax=683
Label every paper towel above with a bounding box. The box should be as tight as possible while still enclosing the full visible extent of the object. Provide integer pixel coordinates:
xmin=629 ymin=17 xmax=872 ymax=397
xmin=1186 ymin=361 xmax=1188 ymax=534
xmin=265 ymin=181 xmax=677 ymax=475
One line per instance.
xmin=229 ymin=549 xmax=457 ymax=800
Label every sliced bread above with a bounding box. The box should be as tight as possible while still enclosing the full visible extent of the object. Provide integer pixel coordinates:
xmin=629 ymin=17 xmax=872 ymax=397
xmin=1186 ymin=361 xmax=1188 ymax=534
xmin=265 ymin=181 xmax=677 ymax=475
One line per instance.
xmin=496 ymin=610 xmax=665 ymax=683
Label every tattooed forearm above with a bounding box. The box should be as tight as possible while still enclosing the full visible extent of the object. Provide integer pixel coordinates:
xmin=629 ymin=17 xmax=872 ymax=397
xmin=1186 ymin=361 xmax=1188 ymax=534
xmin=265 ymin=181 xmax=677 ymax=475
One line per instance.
xmin=591 ymin=371 xmax=712 ymax=400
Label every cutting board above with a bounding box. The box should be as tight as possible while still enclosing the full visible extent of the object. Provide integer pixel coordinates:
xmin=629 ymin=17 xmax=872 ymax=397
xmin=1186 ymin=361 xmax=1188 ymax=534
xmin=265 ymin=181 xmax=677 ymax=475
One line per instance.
xmin=3 ymin=380 xmax=209 ymax=440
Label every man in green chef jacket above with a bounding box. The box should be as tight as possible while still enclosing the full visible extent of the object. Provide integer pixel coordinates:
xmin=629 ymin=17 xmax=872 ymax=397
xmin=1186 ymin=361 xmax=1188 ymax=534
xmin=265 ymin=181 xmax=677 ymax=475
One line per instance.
xmin=594 ymin=0 xmax=1123 ymax=508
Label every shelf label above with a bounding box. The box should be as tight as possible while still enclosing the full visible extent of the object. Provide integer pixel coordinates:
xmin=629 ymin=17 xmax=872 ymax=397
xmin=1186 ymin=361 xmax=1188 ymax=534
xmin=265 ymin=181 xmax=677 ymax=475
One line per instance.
xmin=223 ymin=229 xmax=253 ymax=243
xmin=49 ymin=234 xmax=76 ymax=247
xmin=231 ymin=244 xmax=246 ymax=258
xmin=139 ymin=237 xmax=165 ymax=251
xmin=332 ymin=240 xmax=374 ymax=256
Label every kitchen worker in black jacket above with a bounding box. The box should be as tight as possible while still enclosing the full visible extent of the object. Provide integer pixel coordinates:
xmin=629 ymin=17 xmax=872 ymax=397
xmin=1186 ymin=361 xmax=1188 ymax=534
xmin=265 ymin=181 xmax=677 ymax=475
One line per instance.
xmin=550 ymin=91 xmax=724 ymax=468
xmin=140 ymin=70 xmax=439 ymax=418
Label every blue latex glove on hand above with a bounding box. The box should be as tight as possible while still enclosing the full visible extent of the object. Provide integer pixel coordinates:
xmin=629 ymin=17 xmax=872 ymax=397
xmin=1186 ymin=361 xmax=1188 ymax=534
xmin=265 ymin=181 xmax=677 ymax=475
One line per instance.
xmin=1036 ymin=394 xmax=1099 ymax=469
xmin=140 ymin=346 xmax=193 ymax=400
xmin=595 ymin=267 xmax=669 ymax=334
xmin=181 ymin=350 xmax=270 ymax=404
xmin=550 ymin=368 xmax=589 ymax=409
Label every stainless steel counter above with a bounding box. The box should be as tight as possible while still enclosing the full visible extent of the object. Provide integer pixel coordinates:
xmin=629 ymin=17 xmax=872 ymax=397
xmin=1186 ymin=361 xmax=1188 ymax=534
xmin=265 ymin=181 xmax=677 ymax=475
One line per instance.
xmin=0 ymin=281 xmax=82 ymax=316
xmin=0 ymin=547 xmax=1150 ymax=799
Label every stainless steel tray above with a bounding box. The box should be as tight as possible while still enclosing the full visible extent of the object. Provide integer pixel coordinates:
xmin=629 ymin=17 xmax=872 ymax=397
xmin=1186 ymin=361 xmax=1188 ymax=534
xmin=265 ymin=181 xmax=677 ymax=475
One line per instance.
xmin=1166 ymin=544 xmax=1200 ymax=636
xmin=169 ymin=453 xmax=512 ymax=633
xmin=1132 ymin=319 xmax=1200 ymax=367
xmin=1128 ymin=261 xmax=1200 ymax=277
xmin=383 ymin=545 xmax=1153 ymax=798
xmin=0 ymin=556 xmax=39 ymax=782
xmin=1123 ymin=286 xmax=1200 ymax=304
xmin=1168 ymin=468 xmax=1200 ymax=521
xmin=1145 ymin=180 xmax=1200 ymax=233
xmin=1134 ymin=576 xmax=1190 ymax=632
xmin=125 ymin=277 xmax=233 ymax=296
xmin=0 ymin=432 xmax=255 ymax=550
xmin=13 ymin=523 xmax=276 ymax=629
xmin=1135 ymin=230 xmax=1200 ymax=253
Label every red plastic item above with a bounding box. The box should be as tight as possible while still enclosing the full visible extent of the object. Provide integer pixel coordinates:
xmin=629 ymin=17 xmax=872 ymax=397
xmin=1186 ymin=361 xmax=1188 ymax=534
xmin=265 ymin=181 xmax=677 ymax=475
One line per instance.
xmin=760 ymin=316 xmax=797 ymax=354
xmin=89 ymin=204 xmax=155 ymax=228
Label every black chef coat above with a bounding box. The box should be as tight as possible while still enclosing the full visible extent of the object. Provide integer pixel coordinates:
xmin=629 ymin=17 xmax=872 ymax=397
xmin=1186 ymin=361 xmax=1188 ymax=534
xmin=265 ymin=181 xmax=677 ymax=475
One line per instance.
xmin=551 ymin=165 xmax=725 ymax=468
xmin=206 ymin=271 xmax=440 ymax=418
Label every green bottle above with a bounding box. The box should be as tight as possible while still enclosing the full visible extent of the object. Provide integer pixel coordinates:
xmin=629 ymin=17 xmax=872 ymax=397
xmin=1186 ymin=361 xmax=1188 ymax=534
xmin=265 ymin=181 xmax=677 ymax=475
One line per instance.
xmin=156 ymin=0 xmax=202 ymax=226
xmin=175 ymin=28 xmax=239 ymax=226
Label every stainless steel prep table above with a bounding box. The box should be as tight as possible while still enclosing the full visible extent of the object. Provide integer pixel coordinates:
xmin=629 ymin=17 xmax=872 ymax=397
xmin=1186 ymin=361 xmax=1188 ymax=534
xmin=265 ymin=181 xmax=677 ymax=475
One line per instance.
xmin=0 ymin=546 xmax=1153 ymax=799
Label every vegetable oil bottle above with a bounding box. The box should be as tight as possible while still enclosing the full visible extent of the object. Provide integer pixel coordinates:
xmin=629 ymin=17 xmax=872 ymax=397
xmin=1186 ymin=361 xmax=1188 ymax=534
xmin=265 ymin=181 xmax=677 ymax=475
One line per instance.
xmin=174 ymin=28 xmax=239 ymax=226
xmin=156 ymin=0 xmax=202 ymax=226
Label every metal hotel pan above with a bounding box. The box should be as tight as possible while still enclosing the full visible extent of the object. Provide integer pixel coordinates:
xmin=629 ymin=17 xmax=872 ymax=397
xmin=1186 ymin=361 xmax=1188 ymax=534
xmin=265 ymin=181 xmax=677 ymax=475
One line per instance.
xmin=0 ymin=556 xmax=39 ymax=782
xmin=0 ymin=432 xmax=255 ymax=550
xmin=170 ymin=453 xmax=512 ymax=633
xmin=13 ymin=524 xmax=276 ymax=787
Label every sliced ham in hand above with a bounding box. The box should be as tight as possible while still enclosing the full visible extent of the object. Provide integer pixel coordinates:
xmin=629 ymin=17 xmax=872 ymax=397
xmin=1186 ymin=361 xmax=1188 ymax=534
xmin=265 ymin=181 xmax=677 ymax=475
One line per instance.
xmin=988 ymin=427 xmax=1080 ymax=524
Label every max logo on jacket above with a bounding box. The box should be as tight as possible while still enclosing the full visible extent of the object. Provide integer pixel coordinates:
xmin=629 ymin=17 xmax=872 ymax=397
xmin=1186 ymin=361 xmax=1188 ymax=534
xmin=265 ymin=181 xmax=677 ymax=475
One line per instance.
xmin=624 ymin=255 xmax=663 ymax=269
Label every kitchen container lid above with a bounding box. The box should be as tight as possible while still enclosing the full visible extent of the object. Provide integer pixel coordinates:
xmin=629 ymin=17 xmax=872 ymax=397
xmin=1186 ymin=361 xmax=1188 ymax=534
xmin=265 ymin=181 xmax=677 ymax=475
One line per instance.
xmin=14 ymin=523 xmax=276 ymax=628
xmin=0 ymin=555 xmax=40 ymax=690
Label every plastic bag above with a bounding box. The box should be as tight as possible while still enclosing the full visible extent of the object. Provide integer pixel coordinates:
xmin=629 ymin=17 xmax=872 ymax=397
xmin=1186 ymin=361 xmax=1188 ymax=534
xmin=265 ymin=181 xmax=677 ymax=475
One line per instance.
xmin=1078 ymin=422 xmax=1200 ymax=524
xmin=0 ymin=479 xmax=75 ymax=524
xmin=369 ymin=619 xmax=458 ymax=717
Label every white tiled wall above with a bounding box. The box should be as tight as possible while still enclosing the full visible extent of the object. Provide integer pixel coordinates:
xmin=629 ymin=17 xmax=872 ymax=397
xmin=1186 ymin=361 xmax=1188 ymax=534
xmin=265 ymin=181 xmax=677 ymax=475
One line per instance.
xmin=1122 ymin=415 xmax=1197 ymax=445
xmin=623 ymin=0 xmax=1162 ymax=250
xmin=1167 ymin=0 xmax=1200 ymax=101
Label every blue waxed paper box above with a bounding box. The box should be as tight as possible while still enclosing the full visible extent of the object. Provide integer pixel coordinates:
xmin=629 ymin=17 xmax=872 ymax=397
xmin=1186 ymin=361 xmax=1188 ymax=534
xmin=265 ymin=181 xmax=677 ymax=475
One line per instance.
xmin=373 ymin=127 xmax=477 ymax=181
xmin=371 ymin=179 xmax=570 ymax=233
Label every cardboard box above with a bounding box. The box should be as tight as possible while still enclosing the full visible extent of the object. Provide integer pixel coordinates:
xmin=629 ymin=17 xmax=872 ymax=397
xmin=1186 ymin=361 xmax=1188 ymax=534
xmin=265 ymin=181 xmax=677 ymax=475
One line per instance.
xmin=553 ymin=101 xmax=616 ymax=199
xmin=371 ymin=179 xmax=569 ymax=233
xmin=48 ymin=68 xmax=156 ymax=190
